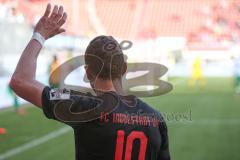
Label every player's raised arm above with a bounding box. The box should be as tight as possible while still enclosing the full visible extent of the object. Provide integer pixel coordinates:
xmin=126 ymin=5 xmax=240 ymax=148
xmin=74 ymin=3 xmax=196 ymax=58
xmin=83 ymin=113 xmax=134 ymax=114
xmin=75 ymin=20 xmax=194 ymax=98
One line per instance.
xmin=9 ymin=4 xmax=67 ymax=108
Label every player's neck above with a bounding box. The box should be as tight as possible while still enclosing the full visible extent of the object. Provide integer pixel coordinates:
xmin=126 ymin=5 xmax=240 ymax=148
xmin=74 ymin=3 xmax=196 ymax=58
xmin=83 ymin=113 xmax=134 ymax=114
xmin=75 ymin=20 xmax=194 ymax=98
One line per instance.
xmin=93 ymin=78 xmax=116 ymax=94
xmin=112 ymin=78 xmax=125 ymax=95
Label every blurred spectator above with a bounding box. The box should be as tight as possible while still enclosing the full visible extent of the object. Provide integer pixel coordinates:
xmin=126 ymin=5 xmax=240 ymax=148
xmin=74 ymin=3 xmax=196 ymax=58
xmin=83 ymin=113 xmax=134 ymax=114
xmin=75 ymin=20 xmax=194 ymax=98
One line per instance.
xmin=49 ymin=55 xmax=61 ymax=88
xmin=7 ymin=7 xmax=25 ymax=23
xmin=7 ymin=86 xmax=25 ymax=115
xmin=188 ymin=0 xmax=240 ymax=46
xmin=0 ymin=1 xmax=25 ymax=23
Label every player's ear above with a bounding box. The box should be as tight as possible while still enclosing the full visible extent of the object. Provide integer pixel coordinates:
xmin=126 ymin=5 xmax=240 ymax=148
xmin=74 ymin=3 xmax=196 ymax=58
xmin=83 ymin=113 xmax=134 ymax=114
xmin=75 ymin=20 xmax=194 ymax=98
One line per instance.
xmin=85 ymin=65 xmax=95 ymax=81
xmin=122 ymin=62 xmax=127 ymax=76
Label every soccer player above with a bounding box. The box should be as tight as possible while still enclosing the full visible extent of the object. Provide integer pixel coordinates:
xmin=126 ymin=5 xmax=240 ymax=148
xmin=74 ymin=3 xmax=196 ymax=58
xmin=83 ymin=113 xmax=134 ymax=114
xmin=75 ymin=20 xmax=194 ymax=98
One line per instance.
xmin=189 ymin=57 xmax=205 ymax=88
xmin=7 ymin=86 xmax=25 ymax=115
xmin=9 ymin=4 xmax=170 ymax=160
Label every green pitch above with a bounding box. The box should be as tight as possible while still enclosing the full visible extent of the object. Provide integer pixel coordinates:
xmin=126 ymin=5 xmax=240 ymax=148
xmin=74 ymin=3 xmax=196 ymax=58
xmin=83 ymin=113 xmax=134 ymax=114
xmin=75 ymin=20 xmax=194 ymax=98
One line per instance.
xmin=0 ymin=77 xmax=240 ymax=160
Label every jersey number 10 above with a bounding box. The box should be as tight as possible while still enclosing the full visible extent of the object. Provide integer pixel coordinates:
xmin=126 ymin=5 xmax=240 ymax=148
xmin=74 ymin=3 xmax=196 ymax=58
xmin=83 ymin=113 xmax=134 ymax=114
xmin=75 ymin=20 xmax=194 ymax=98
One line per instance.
xmin=115 ymin=130 xmax=148 ymax=160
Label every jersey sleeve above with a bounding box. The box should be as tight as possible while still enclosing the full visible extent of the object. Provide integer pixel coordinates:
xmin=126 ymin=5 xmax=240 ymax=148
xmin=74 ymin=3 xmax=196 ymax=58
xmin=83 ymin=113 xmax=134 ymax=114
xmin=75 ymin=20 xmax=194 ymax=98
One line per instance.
xmin=41 ymin=86 xmax=58 ymax=119
xmin=158 ymin=118 xmax=171 ymax=160
xmin=41 ymin=86 xmax=99 ymax=127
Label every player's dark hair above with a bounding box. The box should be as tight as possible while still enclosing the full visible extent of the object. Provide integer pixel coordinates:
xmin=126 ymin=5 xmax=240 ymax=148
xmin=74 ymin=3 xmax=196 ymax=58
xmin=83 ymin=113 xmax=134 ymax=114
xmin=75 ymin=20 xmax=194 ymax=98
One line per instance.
xmin=85 ymin=35 xmax=125 ymax=80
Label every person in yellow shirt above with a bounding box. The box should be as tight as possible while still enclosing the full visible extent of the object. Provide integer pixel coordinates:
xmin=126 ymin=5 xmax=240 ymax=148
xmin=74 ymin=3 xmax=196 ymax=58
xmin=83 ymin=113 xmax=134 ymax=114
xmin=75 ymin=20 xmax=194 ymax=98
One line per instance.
xmin=189 ymin=57 xmax=205 ymax=87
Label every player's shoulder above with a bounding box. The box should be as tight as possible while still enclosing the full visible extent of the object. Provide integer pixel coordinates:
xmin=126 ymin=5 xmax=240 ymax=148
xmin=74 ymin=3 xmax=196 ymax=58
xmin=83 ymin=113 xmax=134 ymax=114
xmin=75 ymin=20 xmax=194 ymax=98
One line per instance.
xmin=44 ymin=86 xmax=100 ymax=107
xmin=137 ymin=98 xmax=163 ymax=117
xmin=48 ymin=88 xmax=71 ymax=100
xmin=137 ymin=99 xmax=156 ymax=111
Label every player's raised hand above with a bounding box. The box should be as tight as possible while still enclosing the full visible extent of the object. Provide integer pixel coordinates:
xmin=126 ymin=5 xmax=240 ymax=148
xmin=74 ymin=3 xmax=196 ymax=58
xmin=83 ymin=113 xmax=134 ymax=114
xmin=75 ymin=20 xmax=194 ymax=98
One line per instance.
xmin=34 ymin=4 xmax=67 ymax=40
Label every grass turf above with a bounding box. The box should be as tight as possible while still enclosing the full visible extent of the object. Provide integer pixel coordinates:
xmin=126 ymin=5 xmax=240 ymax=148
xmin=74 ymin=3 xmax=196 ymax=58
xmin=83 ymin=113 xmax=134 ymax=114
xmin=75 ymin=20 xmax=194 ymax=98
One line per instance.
xmin=0 ymin=77 xmax=240 ymax=160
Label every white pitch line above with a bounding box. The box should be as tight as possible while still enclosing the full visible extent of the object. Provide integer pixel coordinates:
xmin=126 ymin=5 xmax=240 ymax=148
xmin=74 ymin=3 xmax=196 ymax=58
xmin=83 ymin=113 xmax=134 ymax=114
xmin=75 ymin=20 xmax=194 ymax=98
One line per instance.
xmin=0 ymin=119 xmax=239 ymax=160
xmin=0 ymin=127 xmax=71 ymax=160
